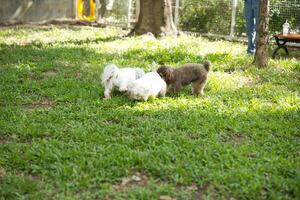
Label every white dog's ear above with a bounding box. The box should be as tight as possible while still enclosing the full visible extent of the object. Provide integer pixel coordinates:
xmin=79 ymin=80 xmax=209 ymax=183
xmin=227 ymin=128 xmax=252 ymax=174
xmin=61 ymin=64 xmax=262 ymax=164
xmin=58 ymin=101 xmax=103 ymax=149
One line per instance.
xmin=101 ymin=63 xmax=119 ymax=85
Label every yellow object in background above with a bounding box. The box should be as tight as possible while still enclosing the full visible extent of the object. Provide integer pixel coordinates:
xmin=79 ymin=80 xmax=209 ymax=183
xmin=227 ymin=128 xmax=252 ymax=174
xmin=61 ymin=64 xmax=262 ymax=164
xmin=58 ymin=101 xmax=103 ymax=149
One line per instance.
xmin=77 ymin=0 xmax=96 ymax=21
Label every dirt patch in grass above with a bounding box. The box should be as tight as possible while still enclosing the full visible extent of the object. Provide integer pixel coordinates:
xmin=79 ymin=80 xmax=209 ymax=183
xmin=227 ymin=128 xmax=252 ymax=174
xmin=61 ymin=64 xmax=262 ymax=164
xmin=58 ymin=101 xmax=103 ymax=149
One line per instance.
xmin=113 ymin=172 xmax=148 ymax=192
xmin=229 ymin=132 xmax=247 ymax=143
xmin=0 ymin=134 xmax=19 ymax=144
xmin=15 ymin=171 xmax=41 ymax=182
xmin=0 ymin=167 xmax=6 ymax=177
xmin=159 ymin=195 xmax=177 ymax=200
xmin=43 ymin=69 xmax=59 ymax=77
xmin=76 ymin=72 xmax=82 ymax=79
xmin=0 ymin=132 xmax=53 ymax=145
xmin=174 ymin=182 xmax=223 ymax=200
xmin=25 ymin=97 xmax=54 ymax=110
xmin=111 ymin=173 xmax=219 ymax=199
xmin=219 ymin=131 xmax=248 ymax=144
xmin=111 ymin=172 xmax=180 ymax=200
xmin=193 ymin=184 xmax=215 ymax=200
xmin=103 ymin=119 xmax=119 ymax=126
xmin=0 ymin=167 xmax=42 ymax=182
xmin=193 ymin=184 xmax=225 ymax=200
xmin=186 ymin=132 xmax=204 ymax=140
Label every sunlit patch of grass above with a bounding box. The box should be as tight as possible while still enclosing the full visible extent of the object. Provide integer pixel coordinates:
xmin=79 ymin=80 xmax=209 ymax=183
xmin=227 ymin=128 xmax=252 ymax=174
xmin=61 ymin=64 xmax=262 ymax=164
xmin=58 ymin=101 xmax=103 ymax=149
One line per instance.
xmin=209 ymin=71 xmax=254 ymax=91
xmin=0 ymin=26 xmax=123 ymax=45
xmin=0 ymin=26 xmax=299 ymax=199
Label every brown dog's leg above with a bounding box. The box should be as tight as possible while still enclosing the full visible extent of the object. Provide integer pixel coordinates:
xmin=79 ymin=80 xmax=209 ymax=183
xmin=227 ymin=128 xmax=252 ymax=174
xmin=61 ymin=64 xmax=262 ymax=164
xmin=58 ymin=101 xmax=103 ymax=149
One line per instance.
xmin=169 ymin=82 xmax=182 ymax=93
xmin=192 ymin=77 xmax=207 ymax=96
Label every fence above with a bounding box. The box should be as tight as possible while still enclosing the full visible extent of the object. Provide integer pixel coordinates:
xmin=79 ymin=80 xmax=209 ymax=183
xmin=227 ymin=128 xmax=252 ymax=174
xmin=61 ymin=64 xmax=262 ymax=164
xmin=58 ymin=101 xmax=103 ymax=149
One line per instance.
xmin=179 ymin=0 xmax=300 ymax=36
xmin=94 ymin=0 xmax=300 ymax=36
xmin=0 ymin=0 xmax=75 ymax=23
xmin=269 ymin=0 xmax=300 ymax=34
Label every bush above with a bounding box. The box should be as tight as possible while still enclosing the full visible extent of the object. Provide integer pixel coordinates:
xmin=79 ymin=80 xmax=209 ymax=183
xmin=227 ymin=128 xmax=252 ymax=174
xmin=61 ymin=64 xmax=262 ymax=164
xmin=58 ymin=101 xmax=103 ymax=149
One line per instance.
xmin=179 ymin=0 xmax=300 ymax=35
xmin=179 ymin=0 xmax=232 ymax=34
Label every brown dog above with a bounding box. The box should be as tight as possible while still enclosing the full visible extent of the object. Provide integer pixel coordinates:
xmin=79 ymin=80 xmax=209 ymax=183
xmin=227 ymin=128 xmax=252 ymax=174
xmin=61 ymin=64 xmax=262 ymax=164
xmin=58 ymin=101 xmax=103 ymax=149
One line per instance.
xmin=157 ymin=61 xmax=211 ymax=96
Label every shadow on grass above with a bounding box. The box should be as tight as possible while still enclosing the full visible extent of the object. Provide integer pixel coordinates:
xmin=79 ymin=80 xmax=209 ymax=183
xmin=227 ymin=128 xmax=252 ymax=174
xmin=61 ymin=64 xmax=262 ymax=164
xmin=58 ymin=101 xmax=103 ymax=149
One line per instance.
xmin=52 ymin=35 xmax=123 ymax=46
xmin=0 ymin=43 xmax=115 ymax=67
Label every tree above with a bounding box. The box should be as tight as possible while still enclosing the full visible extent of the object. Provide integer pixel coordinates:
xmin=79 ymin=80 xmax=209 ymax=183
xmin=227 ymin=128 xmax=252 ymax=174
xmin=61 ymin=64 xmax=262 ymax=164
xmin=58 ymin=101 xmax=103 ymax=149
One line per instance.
xmin=253 ymin=0 xmax=269 ymax=68
xmin=129 ymin=0 xmax=177 ymax=37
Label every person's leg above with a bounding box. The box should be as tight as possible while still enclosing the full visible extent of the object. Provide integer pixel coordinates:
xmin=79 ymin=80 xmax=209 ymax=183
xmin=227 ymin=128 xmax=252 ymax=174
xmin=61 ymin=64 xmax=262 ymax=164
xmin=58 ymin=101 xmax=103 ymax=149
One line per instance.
xmin=244 ymin=0 xmax=255 ymax=54
xmin=100 ymin=0 xmax=107 ymax=18
xmin=96 ymin=0 xmax=106 ymax=23
xmin=253 ymin=0 xmax=260 ymax=45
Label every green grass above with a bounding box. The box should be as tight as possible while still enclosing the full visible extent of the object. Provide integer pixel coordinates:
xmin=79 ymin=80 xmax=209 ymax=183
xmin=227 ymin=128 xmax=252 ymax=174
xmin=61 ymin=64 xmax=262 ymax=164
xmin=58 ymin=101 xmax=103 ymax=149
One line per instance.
xmin=0 ymin=26 xmax=300 ymax=200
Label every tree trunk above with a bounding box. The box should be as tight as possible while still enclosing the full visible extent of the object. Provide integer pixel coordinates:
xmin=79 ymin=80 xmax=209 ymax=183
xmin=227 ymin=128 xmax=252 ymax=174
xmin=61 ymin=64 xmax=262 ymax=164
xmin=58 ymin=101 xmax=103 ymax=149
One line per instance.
xmin=129 ymin=0 xmax=177 ymax=37
xmin=253 ymin=0 xmax=269 ymax=68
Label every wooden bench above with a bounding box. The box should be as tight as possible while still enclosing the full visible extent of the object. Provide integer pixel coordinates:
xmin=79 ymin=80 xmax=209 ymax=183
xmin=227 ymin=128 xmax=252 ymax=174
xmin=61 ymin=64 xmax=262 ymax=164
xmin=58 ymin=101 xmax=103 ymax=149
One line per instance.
xmin=272 ymin=34 xmax=300 ymax=58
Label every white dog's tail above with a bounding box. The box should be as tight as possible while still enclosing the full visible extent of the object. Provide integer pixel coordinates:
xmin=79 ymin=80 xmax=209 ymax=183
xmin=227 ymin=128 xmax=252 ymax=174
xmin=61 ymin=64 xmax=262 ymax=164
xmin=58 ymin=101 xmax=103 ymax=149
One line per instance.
xmin=101 ymin=64 xmax=119 ymax=86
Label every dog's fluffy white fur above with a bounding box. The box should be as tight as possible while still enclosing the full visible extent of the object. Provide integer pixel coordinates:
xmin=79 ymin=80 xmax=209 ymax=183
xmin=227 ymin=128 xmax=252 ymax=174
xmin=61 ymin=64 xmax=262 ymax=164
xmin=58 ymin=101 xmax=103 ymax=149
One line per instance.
xmin=101 ymin=64 xmax=145 ymax=99
xmin=127 ymin=72 xmax=167 ymax=101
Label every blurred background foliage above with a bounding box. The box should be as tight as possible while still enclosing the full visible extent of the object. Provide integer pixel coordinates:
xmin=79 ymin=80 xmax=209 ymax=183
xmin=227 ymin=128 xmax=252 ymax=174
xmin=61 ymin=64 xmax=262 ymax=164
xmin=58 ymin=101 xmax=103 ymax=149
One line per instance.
xmin=179 ymin=0 xmax=300 ymax=36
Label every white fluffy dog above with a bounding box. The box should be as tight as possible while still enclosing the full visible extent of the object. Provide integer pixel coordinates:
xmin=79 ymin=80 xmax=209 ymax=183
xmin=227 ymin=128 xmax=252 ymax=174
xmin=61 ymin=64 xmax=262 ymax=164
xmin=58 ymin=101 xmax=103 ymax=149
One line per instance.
xmin=127 ymin=72 xmax=167 ymax=101
xmin=101 ymin=64 xmax=145 ymax=99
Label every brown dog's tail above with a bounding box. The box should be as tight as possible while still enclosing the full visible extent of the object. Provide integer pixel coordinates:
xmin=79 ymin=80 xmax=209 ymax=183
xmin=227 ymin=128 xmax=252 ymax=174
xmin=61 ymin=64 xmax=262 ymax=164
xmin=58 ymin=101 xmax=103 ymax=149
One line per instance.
xmin=203 ymin=60 xmax=211 ymax=72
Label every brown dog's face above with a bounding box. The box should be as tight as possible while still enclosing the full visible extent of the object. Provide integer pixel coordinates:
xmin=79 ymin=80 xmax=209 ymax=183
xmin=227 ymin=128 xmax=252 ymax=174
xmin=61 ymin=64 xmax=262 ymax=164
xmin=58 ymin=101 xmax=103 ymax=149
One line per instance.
xmin=157 ymin=66 xmax=173 ymax=84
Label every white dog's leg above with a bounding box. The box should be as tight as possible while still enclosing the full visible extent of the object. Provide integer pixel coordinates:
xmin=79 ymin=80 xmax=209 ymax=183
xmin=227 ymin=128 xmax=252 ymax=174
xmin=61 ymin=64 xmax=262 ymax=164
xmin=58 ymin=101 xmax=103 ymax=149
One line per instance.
xmin=104 ymin=90 xmax=111 ymax=99
xmin=159 ymin=86 xmax=167 ymax=97
xmin=142 ymin=95 xmax=148 ymax=101
xmin=104 ymin=81 xmax=114 ymax=100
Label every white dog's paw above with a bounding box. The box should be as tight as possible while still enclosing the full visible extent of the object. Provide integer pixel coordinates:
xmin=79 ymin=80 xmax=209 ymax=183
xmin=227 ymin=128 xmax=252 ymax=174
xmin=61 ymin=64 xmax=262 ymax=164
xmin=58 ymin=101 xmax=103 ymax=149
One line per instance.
xmin=103 ymin=96 xmax=111 ymax=100
xmin=142 ymin=96 xmax=149 ymax=101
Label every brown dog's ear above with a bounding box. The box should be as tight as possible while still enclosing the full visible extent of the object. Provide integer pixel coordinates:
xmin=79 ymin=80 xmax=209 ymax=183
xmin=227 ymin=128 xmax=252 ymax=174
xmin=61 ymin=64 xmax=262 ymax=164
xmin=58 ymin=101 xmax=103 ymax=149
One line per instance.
xmin=157 ymin=66 xmax=165 ymax=78
xmin=165 ymin=67 xmax=174 ymax=83
xmin=158 ymin=66 xmax=173 ymax=83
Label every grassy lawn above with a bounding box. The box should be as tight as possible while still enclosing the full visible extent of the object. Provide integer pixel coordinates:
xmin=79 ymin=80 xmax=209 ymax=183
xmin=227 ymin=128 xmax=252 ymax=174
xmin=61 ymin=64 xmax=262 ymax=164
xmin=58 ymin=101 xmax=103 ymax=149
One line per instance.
xmin=0 ymin=26 xmax=299 ymax=200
